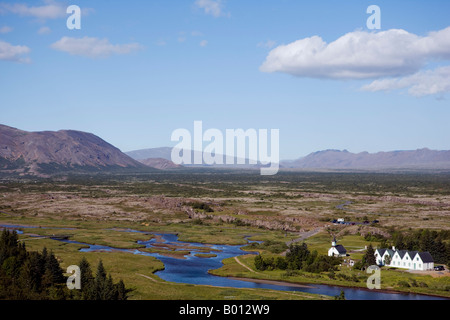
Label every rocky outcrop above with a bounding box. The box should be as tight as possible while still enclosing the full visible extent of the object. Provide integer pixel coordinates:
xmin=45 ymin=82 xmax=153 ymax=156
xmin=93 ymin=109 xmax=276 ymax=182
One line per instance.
xmin=337 ymin=225 xmax=391 ymax=238
xmin=357 ymin=195 xmax=449 ymax=207
xmin=184 ymin=206 xmax=321 ymax=232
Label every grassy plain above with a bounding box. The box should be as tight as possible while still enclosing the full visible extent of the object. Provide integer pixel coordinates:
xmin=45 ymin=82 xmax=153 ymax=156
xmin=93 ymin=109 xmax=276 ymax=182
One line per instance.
xmin=0 ymin=169 xmax=449 ymax=299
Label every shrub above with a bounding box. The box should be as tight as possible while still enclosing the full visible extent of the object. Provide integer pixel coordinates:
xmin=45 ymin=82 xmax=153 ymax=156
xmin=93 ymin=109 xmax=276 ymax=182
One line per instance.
xmin=191 ymin=202 xmax=214 ymax=212
xmin=397 ymin=280 xmax=410 ymax=288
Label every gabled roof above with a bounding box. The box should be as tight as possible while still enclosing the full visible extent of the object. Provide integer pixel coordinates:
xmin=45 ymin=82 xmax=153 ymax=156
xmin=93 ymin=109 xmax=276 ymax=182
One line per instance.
xmin=407 ymin=251 xmax=418 ymax=259
xmin=334 ymin=245 xmax=347 ymax=254
xmin=397 ymin=250 xmax=408 ymax=259
xmin=417 ymin=252 xmax=434 ymax=263
xmin=378 ymin=248 xmax=434 ymax=263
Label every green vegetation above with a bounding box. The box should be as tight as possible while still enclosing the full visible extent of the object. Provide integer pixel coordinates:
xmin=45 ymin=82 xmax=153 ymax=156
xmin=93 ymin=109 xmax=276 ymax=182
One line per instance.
xmin=190 ymin=201 xmax=214 ymax=212
xmin=0 ymin=229 xmax=67 ymax=299
xmin=0 ymin=229 xmax=130 ymax=300
xmin=381 ymin=229 xmax=450 ymax=265
xmin=247 ymin=240 xmax=288 ymax=254
xmin=254 ymin=243 xmax=341 ymax=273
xmin=0 ymin=170 xmax=449 ymax=299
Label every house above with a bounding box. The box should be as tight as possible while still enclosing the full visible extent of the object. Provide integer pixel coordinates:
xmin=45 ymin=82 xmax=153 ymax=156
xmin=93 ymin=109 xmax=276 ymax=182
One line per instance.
xmin=375 ymin=246 xmax=434 ymax=271
xmin=328 ymin=237 xmax=347 ymax=257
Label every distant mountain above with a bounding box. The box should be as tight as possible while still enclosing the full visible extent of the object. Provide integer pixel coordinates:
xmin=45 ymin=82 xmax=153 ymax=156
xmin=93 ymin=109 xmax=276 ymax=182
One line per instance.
xmin=126 ymin=147 xmax=254 ymax=168
xmin=127 ymin=147 xmax=450 ymax=171
xmin=125 ymin=147 xmax=174 ymax=161
xmin=137 ymin=158 xmax=181 ymax=170
xmin=281 ymin=149 xmax=450 ymax=170
xmin=0 ymin=124 xmax=147 ymax=176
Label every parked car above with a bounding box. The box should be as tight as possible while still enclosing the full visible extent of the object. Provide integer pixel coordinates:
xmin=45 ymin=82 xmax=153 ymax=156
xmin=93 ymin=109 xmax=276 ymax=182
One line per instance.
xmin=434 ymin=266 xmax=445 ymax=271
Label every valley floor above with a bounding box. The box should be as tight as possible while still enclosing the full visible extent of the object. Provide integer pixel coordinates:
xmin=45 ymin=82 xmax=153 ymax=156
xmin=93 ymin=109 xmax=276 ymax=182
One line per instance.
xmin=0 ymin=170 xmax=449 ymax=299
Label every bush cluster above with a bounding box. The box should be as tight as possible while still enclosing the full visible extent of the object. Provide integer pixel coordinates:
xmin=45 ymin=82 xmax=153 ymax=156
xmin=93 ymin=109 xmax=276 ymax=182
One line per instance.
xmin=254 ymin=242 xmax=341 ymax=273
xmin=0 ymin=229 xmax=130 ymax=300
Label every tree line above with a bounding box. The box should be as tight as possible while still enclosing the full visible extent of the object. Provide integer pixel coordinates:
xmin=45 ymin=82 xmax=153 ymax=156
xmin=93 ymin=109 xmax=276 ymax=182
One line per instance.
xmin=0 ymin=229 xmax=131 ymax=300
xmin=254 ymin=242 xmax=342 ymax=273
xmin=380 ymin=229 xmax=450 ymax=265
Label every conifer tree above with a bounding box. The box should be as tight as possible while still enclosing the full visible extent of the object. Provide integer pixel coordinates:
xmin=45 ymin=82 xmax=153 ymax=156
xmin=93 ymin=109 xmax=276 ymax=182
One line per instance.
xmin=45 ymin=251 xmax=65 ymax=284
xmin=115 ymin=280 xmax=128 ymax=300
xmin=94 ymin=260 xmax=107 ymax=300
xmin=363 ymin=244 xmax=376 ymax=267
xmin=79 ymin=257 xmax=95 ymax=300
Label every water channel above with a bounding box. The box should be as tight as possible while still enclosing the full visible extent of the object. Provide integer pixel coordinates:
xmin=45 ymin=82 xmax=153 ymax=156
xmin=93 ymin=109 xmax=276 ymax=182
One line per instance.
xmin=1 ymin=224 xmax=448 ymax=300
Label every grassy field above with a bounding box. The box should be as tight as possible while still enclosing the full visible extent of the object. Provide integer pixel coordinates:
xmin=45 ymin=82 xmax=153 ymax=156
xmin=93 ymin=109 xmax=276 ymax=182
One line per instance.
xmin=0 ymin=170 xmax=449 ymax=299
xmin=2 ymin=216 xmax=327 ymax=300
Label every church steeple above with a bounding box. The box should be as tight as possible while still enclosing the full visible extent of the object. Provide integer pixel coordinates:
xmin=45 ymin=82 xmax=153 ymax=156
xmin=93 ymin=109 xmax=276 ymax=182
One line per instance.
xmin=332 ymin=236 xmax=337 ymax=247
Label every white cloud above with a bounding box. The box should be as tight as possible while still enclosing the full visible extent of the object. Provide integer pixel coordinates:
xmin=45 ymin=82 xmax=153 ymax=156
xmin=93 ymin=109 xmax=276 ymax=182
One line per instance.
xmin=257 ymin=40 xmax=277 ymax=49
xmin=0 ymin=26 xmax=13 ymax=34
xmin=0 ymin=0 xmax=66 ymax=19
xmin=155 ymin=40 xmax=167 ymax=47
xmin=195 ymin=0 xmax=227 ymax=18
xmin=51 ymin=37 xmax=142 ymax=58
xmin=260 ymin=27 xmax=450 ymax=80
xmin=362 ymin=66 xmax=450 ymax=97
xmin=199 ymin=40 xmax=208 ymax=47
xmin=37 ymin=26 xmax=51 ymax=35
xmin=0 ymin=40 xmax=30 ymax=63
xmin=191 ymin=31 xmax=204 ymax=37
xmin=0 ymin=1 xmax=93 ymax=20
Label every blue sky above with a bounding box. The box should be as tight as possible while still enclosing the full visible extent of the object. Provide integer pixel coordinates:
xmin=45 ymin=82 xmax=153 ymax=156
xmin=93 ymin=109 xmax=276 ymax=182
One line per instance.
xmin=1 ymin=0 xmax=450 ymax=159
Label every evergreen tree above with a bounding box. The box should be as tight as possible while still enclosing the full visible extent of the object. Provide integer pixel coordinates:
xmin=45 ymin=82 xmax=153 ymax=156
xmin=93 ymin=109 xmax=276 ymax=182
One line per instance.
xmin=19 ymin=259 xmax=38 ymax=297
xmin=94 ymin=260 xmax=107 ymax=300
xmin=79 ymin=257 xmax=95 ymax=300
xmin=432 ymin=238 xmax=446 ymax=264
xmin=419 ymin=229 xmax=433 ymax=252
xmin=104 ymin=275 xmax=115 ymax=300
xmin=45 ymin=251 xmax=65 ymax=285
xmin=0 ymin=229 xmax=130 ymax=300
xmin=115 ymin=280 xmax=128 ymax=300
xmin=362 ymin=244 xmax=376 ymax=268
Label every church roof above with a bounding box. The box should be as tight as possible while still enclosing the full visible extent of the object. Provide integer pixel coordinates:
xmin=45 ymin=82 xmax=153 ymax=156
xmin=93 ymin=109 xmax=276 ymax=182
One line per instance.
xmin=334 ymin=245 xmax=347 ymax=254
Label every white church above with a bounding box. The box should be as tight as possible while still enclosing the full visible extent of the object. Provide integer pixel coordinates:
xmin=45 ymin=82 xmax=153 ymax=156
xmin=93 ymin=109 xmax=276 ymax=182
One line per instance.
xmin=375 ymin=247 xmax=434 ymax=271
xmin=328 ymin=237 xmax=347 ymax=257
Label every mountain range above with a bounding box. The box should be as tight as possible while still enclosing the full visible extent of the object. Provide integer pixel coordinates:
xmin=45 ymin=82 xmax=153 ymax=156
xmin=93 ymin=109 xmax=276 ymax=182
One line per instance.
xmin=1 ymin=124 xmax=450 ymax=176
xmin=126 ymin=147 xmax=450 ymax=170
xmin=280 ymin=149 xmax=450 ymax=170
xmin=0 ymin=124 xmax=148 ymax=176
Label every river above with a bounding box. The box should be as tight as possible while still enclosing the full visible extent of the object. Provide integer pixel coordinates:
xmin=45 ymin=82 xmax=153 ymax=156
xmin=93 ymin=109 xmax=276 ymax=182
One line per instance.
xmin=1 ymin=224 xmax=448 ymax=300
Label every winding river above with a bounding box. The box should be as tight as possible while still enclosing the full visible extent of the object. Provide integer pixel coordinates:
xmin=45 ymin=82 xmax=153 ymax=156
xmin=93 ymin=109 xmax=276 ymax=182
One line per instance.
xmin=1 ymin=224 xmax=448 ymax=300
